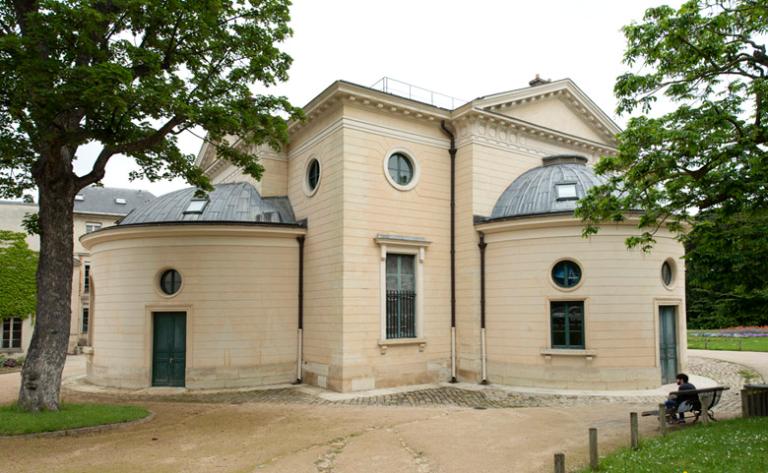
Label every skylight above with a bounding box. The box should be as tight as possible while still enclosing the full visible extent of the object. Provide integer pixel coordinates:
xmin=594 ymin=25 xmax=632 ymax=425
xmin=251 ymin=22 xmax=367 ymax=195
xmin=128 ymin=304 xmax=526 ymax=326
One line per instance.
xmin=556 ymin=183 xmax=577 ymax=201
xmin=115 ymin=198 xmax=127 ymax=204
xmin=184 ymin=199 xmax=208 ymax=214
xmin=75 ymin=195 xmax=84 ymax=201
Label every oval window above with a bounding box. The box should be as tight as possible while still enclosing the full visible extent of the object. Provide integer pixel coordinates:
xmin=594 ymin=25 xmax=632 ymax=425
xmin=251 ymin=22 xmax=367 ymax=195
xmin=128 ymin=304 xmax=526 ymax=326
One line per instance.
xmin=160 ymin=269 xmax=182 ymax=295
xmin=552 ymin=260 xmax=582 ymax=288
xmin=387 ymin=153 xmax=414 ymax=186
xmin=661 ymin=261 xmax=673 ymax=286
xmin=306 ymin=158 xmax=320 ymax=193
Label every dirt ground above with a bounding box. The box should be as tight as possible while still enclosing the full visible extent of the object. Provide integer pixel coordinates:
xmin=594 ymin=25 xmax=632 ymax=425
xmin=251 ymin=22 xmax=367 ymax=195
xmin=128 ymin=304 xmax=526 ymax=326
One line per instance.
xmin=3 ymin=353 xmax=756 ymax=473
xmin=2 ymin=398 xmax=662 ymax=473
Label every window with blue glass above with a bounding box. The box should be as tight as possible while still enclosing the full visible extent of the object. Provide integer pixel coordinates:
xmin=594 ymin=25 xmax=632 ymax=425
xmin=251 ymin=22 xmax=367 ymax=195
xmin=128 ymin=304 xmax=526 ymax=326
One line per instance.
xmin=550 ymin=301 xmax=584 ymax=348
xmin=552 ymin=260 xmax=581 ymax=288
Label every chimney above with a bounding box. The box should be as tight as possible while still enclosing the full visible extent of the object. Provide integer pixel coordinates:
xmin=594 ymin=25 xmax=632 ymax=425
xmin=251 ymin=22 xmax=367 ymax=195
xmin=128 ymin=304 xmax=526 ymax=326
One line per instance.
xmin=529 ymin=73 xmax=551 ymax=87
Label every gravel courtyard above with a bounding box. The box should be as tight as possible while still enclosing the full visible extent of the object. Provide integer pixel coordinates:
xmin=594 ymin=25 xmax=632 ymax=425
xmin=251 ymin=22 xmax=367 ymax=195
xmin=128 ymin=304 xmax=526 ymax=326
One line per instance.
xmin=0 ymin=353 xmax=761 ymax=473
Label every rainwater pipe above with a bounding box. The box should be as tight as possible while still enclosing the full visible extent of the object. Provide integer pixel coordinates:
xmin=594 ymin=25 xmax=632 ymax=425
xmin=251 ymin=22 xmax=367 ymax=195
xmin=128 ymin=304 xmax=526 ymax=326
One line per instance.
xmin=295 ymin=235 xmax=305 ymax=384
xmin=478 ymin=232 xmax=488 ymax=384
xmin=440 ymin=120 xmax=458 ymax=383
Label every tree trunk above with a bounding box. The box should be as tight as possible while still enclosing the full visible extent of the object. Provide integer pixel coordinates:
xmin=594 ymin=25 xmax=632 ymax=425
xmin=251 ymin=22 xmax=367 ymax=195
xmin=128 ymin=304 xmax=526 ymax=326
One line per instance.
xmin=17 ymin=174 xmax=75 ymax=411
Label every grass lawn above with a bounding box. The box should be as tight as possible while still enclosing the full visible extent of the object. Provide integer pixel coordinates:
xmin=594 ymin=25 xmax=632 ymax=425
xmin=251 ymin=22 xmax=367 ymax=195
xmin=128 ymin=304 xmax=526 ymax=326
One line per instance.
xmin=687 ymin=335 xmax=768 ymax=352
xmin=0 ymin=403 xmax=149 ymax=435
xmin=579 ymin=417 xmax=768 ymax=473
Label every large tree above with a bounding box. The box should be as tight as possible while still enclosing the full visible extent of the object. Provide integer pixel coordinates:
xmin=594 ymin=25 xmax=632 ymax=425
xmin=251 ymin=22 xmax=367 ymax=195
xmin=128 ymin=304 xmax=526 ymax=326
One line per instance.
xmin=576 ymin=0 xmax=768 ymax=324
xmin=0 ymin=0 xmax=299 ymax=410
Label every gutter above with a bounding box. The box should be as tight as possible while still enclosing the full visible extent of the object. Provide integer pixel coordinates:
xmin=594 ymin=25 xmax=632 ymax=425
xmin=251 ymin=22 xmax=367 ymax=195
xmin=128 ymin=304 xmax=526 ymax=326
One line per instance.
xmin=440 ymin=120 xmax=458 ymax=383
xmin=478 ymin=232 xmax=488 ymax=384
xmin=295 ymin=236 xmax=305 ymax=384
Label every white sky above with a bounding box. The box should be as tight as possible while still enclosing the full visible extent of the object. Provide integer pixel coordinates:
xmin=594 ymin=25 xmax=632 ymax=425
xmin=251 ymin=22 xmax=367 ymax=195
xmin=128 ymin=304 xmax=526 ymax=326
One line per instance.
xmin=73 ymin=0 xmax=682 ymax=197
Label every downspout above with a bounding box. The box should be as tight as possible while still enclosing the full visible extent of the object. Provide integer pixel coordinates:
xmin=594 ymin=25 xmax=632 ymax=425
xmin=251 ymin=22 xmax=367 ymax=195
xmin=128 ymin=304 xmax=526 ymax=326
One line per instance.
xmin=440 ymin=120 xmax=458 ymax=383
xmin=294 ymin=235 xmax=305 ymax=384
xmin=478 ymin=232 xmax=488 ymax=384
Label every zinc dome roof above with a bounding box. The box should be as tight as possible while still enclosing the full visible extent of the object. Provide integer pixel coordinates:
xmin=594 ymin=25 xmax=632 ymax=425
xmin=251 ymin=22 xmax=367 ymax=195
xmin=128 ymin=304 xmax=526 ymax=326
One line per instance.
xmin=119 ymin=182 xmax=296 ymax=226
xmin=490 ymin=156 xmax=605 ymax=220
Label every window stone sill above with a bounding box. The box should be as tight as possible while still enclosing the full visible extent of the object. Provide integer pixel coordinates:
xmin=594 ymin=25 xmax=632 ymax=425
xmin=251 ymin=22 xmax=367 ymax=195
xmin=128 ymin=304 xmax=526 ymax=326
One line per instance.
xmin=378 ymin=338 xmax=427 ymax=354
xmin=0 ymin=348 xmax=22 ymax=354
xmin=81 ymin=346 xmax=94 ymax=355
xmin=540 ymin=348 xmax=596 ymax=362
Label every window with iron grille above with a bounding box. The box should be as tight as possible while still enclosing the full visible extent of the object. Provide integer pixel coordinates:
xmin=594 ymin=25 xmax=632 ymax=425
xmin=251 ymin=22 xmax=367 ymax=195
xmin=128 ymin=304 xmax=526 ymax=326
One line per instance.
xmin=1 ymin=317 xmax=22 ymax=349
xmin=386 ymin=254 xmax=416 ymax=339
xmin=82 ymin=307 xmax=89 ymax=334
xmin=550 ymin=301 xmax=585 ymax=349
xmin=84 ymin=263 xmax=91 ymax=293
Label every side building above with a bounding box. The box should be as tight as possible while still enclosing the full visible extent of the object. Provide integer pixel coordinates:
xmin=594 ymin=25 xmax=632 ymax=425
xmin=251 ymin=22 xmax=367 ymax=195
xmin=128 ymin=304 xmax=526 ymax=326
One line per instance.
xmin=0 ymin=187 xmax=155 ymax=354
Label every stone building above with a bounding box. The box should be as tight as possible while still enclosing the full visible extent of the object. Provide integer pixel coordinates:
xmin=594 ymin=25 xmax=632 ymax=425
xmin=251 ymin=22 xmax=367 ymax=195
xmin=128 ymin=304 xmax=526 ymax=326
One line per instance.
xmin=0 ymin=187 xmax=155 ymax=354
xmin=81 ymin=77 xmax=686 ymax=391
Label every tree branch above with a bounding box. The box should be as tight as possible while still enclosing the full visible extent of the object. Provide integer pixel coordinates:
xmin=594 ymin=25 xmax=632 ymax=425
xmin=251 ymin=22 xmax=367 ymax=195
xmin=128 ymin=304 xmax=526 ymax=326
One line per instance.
xmin=76 ymin=115 xmax=185 ymax=189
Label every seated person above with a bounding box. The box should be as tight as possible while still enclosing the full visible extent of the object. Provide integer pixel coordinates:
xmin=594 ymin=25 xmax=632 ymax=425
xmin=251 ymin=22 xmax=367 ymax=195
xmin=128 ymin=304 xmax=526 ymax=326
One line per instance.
xmin=664 ymin=373 xmax=701 ymax=424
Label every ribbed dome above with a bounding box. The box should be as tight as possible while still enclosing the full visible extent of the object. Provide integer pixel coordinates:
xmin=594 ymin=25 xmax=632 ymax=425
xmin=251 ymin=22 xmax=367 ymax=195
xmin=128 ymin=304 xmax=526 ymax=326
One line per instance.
xmin=120 ymin=182 xmax=296 ymax=225
xmin=490 ymin=156 xmax=604 ymax=219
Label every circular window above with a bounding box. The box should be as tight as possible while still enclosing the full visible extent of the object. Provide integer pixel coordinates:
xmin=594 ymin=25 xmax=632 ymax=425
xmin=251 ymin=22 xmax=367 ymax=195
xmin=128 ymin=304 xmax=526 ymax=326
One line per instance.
xmin=160 ymin=269 xmax=182 ymax=296
xmin=551 ymin=260 xmax=582 ymax=289
xmin=661 ymin=261 xmax=674 ymax=286
xmin=387 ymin=153 xmax=414 ymax=186
xmin=306 ymin=158 xmax=320 ymax=195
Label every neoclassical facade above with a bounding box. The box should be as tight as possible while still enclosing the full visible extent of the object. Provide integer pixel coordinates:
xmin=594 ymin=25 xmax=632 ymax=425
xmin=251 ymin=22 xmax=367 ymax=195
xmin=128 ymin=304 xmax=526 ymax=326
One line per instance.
xmin=81 ymin=78 xmax=686 ymax=392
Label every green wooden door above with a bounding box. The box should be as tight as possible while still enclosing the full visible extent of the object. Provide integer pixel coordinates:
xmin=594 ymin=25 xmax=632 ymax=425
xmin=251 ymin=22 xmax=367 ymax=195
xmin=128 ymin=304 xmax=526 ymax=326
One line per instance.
xmin=152 ymin=312 xmax=186 ymax=387
xmin=659 ymin=306 xmax=678 ymax=385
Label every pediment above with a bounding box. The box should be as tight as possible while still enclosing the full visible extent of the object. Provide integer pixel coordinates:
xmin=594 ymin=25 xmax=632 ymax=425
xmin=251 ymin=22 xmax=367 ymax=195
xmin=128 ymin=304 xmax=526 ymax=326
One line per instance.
xmin=474 ymin=79 xmax=620 ymax=147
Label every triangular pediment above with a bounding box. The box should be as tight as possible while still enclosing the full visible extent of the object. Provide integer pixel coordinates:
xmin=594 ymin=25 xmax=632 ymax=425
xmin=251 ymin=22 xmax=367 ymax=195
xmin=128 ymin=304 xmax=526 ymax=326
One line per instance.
xmin=473 ymin=79 xmax=620 ymax=147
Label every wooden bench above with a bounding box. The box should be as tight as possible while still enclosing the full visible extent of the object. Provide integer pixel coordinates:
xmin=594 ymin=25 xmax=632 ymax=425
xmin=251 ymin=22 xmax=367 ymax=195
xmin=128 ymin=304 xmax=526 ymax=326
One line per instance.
xmin=642 ymin=386 xmax=730 ymax=424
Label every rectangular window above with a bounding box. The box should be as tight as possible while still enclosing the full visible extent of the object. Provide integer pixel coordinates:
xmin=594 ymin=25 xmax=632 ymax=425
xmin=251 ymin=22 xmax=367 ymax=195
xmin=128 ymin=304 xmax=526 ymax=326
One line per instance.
xmin=550 ymin=301 xmax=585 ymax=348
xmin=1 ymin=317 xmax=22 ymax=349
xmin=82 ymin=307 xmax=89 ymax=334
xmin=385 ymin=254 xmax=416 ymax=339
xmin=83 ymin=263 xmax=91 ymax=293
xmin=555 ymin=183 xmax=577 ymax=201
xmin=85 ymin=222 xmax=102 ymax=233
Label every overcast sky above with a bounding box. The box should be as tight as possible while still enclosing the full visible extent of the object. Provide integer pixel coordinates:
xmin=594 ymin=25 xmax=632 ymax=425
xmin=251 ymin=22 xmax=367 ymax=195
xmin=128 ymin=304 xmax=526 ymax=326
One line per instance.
xmin=73 ymin=0 xmax=682 ymax=197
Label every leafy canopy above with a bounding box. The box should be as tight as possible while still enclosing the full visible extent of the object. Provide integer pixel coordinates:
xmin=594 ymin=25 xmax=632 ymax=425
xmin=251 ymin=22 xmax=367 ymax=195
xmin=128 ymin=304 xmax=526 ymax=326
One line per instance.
xmin=0 ymin=0 xmax=300 ymax=196
xmin=576 ymin=0 xmax=768 ymax=250
xmin=0 ymin=231 xmax=37 ymax=320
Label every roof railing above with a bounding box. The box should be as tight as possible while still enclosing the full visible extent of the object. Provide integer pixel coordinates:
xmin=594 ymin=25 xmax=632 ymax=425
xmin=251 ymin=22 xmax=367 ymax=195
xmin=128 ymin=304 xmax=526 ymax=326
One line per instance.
xmin=370 ymin=77 xmax=467 ymax=110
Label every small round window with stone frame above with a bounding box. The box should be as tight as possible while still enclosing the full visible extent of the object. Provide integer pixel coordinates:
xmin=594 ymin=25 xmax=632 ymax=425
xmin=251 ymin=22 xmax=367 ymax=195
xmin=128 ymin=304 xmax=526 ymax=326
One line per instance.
xmin=661 ymin=261 xmax=673 ymax=286
xmin=160 ymin=269 xmax=182 ymax=295
xmin=387 ymin=153 xmax=414 ymax=186
xmin=306 ymin=158 xmax=320 ymax=193
xmin=551 ymin=260 xmax=582 ymax=288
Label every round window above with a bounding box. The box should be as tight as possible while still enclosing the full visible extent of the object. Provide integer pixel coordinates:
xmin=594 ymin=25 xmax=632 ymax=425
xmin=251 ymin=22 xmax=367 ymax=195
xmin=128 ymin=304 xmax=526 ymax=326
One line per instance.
xmin=306 ymin=158 xmax=320 ymax=193
xmin=552 ymin=260 xmax=582 ymax=288
xmin=661 ymin=261 xmax=673 ymax=286
xmin=160 ymin=269 xmax=182 ymax=295
xmin=387 ymin=153 xmax=414 ymax=186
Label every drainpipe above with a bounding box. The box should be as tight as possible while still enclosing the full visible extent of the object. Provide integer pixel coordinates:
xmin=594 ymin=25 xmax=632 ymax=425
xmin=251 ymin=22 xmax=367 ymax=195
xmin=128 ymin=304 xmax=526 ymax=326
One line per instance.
xmin=440 ymin=120 xmax=458 ymax=383
xmin=478 ymin=232 xmax=488 ymax=384
xmin=295 ymin=235 xmax=305 ymax=384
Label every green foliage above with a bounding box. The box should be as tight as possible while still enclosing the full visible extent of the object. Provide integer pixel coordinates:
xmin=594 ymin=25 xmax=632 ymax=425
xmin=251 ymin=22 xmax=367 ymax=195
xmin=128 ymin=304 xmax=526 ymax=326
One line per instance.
xmin=21 ymin=212 xmax=38 ymax=235
xmin=0 ymin=403 xmax=149 ymax=435
xmin=686 ymin=209 xmax=768 ymax=328
xmin=0 ymin=231 xmax=37 ymax=320
xmin=0 ymin=0 xmax=301 ymax=197
xmin=687 ymin=335 xmax=768 ymax=351
xmin=578 ymin=417 xmax=768 ymax=473
xmin=576 ymin=0 xmax=768 ymax=324
xmin=576 ymin=0 xmax=768 ymax=250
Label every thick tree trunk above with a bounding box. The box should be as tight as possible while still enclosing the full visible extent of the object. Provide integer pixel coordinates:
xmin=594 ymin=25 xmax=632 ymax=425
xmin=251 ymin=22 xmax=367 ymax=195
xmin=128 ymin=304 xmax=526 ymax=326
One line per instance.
xmin=17 ymin=174 xmax=75 ymax=411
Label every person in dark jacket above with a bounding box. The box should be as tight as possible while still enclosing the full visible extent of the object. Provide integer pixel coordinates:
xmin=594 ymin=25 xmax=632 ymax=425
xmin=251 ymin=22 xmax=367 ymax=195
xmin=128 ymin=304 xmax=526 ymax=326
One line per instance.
xmin=665 ymin=373 xmax=701 ymax=424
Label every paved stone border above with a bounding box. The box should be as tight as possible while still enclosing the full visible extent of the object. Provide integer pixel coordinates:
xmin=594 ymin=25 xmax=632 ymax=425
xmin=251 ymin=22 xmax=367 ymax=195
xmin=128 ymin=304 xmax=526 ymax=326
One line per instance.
xmin=0 ymin=410 xmax=155 ymax=439
xmin=63 ymin=356 xmax=762 ymax=412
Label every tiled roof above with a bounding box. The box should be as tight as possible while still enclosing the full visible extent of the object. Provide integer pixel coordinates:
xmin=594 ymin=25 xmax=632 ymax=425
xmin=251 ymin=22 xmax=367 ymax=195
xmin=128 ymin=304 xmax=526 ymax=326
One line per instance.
xmin=74 ymin=186 xmax=155 ymax=216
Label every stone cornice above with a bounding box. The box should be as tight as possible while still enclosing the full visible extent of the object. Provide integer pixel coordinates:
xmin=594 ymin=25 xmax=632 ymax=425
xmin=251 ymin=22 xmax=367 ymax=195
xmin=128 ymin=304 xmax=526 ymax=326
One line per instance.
xmin=453 ymin=109 xmax=617 ymax=157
